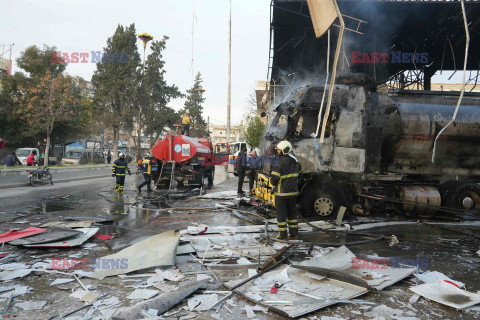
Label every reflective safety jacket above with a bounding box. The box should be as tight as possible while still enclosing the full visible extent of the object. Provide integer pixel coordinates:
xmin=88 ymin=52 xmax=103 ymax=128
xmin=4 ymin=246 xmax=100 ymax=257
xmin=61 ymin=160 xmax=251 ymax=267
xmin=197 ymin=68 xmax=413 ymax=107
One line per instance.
xmin=141 ymin=159 xmax=151 ymax=175
xmin=270 ymin=154 xmax=301 ymax=198
xmin=182 ymin=114 xmax=191 ymax=124
xmin=113 ymin=158 xmax=130 ymax=176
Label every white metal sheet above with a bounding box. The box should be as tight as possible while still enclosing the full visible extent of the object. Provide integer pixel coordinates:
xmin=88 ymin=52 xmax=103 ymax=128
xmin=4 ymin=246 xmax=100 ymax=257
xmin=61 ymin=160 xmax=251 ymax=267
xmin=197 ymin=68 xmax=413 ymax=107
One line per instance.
xmin=24 ymin=228 xmax=99 ymax=248
xmin=299 ymin=246 xmax=416 ymax=291
xmin=410 ymin=280 xmax=480 ymax=309
xmin=228 ymin=265 xmax=368 ymax=318
xmin=93 ymin=230 xmax=180 ymax=279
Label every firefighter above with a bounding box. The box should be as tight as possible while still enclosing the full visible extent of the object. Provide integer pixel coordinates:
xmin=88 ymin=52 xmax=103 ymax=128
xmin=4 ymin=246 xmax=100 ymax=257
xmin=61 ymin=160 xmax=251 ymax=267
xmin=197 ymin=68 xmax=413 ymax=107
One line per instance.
xmin=112 ymin=151 xmax=131 ymax=193
xmin=270 ymin=141 xmax=301 ymax=241
xmin=137 ymin=153 xmax=152 ymax=192
xmin=181 ymin=111 xmax=191 ymax=136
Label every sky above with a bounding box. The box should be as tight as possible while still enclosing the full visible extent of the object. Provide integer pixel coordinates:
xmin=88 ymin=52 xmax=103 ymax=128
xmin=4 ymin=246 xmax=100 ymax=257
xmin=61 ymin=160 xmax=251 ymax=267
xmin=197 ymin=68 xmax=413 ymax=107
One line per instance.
xmin=0 ymin=0 xmax=470 ymax=128
xmin=0 ymin=0 xmax=270 ymax=126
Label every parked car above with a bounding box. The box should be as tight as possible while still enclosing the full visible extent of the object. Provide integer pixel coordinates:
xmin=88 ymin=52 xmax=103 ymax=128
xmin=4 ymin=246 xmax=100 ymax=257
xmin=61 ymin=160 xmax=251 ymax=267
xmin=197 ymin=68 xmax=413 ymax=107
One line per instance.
xmin=61 ymin=149 xmax=105 ymax=165
xmin=15 ymin=148 xmax=40 ymax=165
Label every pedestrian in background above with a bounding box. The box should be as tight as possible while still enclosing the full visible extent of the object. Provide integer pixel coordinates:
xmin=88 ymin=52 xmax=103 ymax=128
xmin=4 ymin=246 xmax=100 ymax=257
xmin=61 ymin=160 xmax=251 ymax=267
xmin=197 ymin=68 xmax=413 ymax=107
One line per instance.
xmin=248 ymin=150 xmax=261 ymax=196
xmin=270 ymin=141 xmax=301 ymax=241
xmin=237 ymin=148 xmax=248 ymax=196
xmin=4 ymin=152 xmax=21 ymax=167
xmin=107 ymin=150 xmax=112 ymax=164
xmin=27 ymin=150 xmax=36 ymax=166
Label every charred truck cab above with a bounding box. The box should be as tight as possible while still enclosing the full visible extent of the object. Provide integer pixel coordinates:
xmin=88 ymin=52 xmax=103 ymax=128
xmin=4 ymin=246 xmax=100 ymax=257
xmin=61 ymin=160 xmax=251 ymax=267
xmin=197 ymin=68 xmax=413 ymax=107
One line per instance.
xmin=260 ymin=74 xmax=480 ymax=219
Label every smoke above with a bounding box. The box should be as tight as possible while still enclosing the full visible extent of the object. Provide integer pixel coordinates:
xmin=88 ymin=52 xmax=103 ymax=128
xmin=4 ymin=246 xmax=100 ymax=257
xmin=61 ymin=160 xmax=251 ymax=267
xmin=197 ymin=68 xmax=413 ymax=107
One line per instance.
xmin=271 ymin=0 xmax=442 ymax=87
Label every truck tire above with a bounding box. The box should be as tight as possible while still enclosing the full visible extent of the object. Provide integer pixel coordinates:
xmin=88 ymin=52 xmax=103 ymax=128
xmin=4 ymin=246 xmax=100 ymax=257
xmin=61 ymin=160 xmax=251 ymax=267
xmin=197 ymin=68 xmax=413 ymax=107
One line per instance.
xmin=301 ymin=186 xmax=344 ymax=219
xmin=446 ymin=183 xmax=480 ymax=211
xmin=438 ymin=181 xmax=463 ymax=206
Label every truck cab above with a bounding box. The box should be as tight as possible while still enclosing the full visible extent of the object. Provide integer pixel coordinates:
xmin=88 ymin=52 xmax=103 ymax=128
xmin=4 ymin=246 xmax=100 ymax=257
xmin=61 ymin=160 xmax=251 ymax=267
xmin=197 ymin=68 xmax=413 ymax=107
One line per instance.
xmin=260 ymin=73 xmax=480 ymax=219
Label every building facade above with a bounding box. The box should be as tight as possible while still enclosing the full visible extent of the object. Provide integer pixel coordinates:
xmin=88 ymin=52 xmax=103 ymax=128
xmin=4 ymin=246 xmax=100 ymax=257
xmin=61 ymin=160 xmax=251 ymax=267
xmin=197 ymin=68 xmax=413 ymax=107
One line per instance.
xmin=209 ymin=125 xmax=244 ymax=144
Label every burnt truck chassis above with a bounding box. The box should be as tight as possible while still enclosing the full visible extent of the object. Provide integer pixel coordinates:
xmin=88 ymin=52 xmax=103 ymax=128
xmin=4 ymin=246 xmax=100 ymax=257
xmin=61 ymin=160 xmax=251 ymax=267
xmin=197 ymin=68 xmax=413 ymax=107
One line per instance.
xmin=261 ymin=74 xmax=480 ymax=219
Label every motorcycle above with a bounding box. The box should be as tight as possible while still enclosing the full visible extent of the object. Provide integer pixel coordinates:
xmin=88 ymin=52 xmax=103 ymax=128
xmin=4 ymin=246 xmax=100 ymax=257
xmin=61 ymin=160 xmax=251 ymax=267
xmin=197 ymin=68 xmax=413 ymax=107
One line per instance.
xmin=27 ymin=167 xmax=53 ymax=186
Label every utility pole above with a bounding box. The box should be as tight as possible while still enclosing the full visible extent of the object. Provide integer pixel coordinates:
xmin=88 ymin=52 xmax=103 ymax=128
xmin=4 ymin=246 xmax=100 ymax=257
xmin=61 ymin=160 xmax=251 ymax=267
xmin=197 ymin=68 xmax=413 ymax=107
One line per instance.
xmin=137 ymin=33 xmax=153 ymax=160
xmin=227 ymin=0 xmax=232 ymax=142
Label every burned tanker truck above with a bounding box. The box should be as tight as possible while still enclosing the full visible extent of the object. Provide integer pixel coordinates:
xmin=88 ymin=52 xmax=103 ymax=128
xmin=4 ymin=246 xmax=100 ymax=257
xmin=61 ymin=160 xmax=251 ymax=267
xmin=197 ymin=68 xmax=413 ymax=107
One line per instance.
xmin=259 ymin=74 xmax=480 ymax=218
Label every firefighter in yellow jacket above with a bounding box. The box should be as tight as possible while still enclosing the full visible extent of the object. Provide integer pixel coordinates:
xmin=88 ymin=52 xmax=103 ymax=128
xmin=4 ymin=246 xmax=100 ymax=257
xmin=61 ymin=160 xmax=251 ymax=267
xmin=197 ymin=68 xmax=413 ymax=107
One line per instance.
xmin=270 ymin=141 xmax=301 ymax=240
xmin=181 ymin=111 xmax=191 ymax=136
xmin=137 ymin=154 xmax=153 ymax=192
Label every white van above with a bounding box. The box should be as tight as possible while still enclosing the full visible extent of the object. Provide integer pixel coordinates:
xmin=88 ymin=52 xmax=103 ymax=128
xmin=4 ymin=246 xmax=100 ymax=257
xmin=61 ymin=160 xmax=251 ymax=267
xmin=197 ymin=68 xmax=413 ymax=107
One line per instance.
xmin=15 ymin=148 xmax=40 ymax=165
xmin=61 ymin=149 xmax=105 ymax=165
xmin=227 ymin=141 xmax=251 ymax=174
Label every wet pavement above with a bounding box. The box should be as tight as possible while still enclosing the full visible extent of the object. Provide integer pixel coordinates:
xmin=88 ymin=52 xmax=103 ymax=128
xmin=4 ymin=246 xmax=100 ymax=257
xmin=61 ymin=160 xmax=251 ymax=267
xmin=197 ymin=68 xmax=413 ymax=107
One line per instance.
xmin=0 ymin=167 xmax=480 ymax=319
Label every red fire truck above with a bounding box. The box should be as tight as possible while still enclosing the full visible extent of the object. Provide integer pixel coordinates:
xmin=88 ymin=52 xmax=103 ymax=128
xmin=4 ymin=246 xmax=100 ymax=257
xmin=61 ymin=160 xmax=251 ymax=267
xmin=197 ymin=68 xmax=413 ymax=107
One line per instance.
xmin=151 ymin=135 xmax=229 ymax=188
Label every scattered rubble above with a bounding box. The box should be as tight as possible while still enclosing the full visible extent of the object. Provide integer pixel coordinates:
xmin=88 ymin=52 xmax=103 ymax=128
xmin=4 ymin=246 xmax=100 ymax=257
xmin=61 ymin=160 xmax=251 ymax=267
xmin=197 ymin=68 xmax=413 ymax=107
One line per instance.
xmin=1 ymin=182 xmax=479 ymax=320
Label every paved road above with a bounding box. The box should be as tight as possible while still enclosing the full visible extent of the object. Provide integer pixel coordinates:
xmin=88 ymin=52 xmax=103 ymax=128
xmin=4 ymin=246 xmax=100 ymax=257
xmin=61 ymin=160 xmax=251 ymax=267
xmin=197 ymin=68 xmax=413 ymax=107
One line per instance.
xmin=1 ymin=168 xmax=480 ymax=320
xmin=0 ymin=165 xmax=112 ymax=189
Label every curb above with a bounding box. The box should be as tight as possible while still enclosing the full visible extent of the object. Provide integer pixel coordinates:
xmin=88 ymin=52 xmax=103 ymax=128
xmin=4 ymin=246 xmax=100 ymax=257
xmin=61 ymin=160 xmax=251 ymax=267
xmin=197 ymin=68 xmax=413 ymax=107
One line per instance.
xmin=0 ymin=164 xmax=112 ymax=177
xmin=0 ymin=174 xmax=112 ymax=190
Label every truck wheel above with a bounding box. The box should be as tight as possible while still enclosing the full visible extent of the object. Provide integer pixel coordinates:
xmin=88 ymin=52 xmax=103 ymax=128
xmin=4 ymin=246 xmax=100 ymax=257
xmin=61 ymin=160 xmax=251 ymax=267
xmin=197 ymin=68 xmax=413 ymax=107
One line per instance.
xmin=447 ymin=183 xmax=480 ymax=211
xmin=301 ymin=187 xmax=342 ymax=218
xmin=438 ymin=181 xmax=463 ymax=205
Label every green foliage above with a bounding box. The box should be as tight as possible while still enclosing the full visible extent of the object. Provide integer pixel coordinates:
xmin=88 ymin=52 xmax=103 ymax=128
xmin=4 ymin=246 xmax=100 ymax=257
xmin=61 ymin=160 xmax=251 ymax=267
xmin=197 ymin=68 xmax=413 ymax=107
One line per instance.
xmin=15 ymin=72 xmax=86 ymax=165
xmin=182 ymin=72 xmax=207 ymax=137
xmin=16 ymin=45 xmax=66 ymax=79
xmin=92 ymin=24 xmax=141 ymax=157
xmin=140 ymin=37 xmax=182 ymax=145
xmin=0 ymin=46 xmax=91 ymax=148
xmin=245 ymin=116 xmax=266 ymax=149
xmin=0 ymin=72 xmax=40 ymax=145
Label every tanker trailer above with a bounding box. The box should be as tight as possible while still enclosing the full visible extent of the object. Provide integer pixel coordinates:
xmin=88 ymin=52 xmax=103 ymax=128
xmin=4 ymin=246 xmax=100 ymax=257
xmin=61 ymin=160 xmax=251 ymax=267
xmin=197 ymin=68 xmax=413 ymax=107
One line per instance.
xmin=258 ymin=73 xmax=480 ymax=219
xmin=151 ymin=135 xmax=229 ymax=189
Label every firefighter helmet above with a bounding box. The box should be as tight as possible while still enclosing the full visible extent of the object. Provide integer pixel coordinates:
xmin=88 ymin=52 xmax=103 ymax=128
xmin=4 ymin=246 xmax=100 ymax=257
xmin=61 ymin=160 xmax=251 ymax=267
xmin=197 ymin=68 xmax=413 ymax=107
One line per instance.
xmin=119 ymin=151 xmax=125 ymax=157
xmin=276 ymin=141 xmax=293 ymax=155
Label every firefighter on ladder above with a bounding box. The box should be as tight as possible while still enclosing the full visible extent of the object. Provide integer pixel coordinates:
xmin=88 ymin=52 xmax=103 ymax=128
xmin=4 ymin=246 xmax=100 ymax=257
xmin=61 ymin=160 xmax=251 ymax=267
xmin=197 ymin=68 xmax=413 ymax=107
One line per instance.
xmin=112 ymin=151 xmax=131 ymax=193
xmin=181 ymin=111 xmax=191 ymax=136
xmin=270 ymin=141 xmax=301 ymax=241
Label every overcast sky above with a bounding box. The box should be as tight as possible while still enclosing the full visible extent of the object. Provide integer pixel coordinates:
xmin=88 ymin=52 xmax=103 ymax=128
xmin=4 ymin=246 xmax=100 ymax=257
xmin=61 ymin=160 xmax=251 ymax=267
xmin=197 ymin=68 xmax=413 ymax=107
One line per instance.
xmin=1 ymin=0 xmax=468 ymax=128
xmin=1 ymin=0 xmax=270 ymax=126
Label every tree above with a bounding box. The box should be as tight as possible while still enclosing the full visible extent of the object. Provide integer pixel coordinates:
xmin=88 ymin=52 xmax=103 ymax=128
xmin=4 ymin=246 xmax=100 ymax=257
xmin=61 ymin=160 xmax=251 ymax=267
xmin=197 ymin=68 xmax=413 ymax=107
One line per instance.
xmin=0 ymin=45 xmax=67 ymax=147
xmin=245 ymin=116 xmax=266 ymax=149
xmin=17 ymin=44 xmax=67 ymax=79
xmin=15 ymin=72 xmax=85 ymax=166
xmin=182 ymin=72 xmax=207 ymax=137
xmin=141 ymin=37 xmax=182 ymax=148
xmin=92 ymin=24 xmax=141 ymax=160
xmin=0 ymin=73 xmax=40 ymax=145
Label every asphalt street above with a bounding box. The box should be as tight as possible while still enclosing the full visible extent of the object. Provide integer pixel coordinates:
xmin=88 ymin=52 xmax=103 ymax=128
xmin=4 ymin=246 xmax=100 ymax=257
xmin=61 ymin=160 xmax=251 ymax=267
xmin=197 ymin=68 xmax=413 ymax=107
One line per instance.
xmin=1 ymin=168 xmax=480 ymax=319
